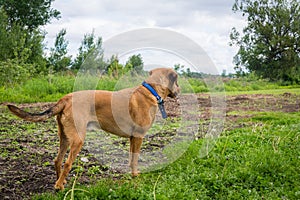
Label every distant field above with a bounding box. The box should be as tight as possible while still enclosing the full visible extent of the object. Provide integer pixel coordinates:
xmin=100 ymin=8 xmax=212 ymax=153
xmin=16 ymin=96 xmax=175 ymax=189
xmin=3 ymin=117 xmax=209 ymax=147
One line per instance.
xmin=225 ymin=88 xmax=300 ymax=95
xmin=1 ymin=74 xmax=299 ymax=103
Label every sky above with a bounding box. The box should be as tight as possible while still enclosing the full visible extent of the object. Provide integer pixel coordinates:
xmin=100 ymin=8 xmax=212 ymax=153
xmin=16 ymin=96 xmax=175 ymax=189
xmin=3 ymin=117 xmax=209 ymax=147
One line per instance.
xmin=44 ymin=0 xmax=247 ymax=74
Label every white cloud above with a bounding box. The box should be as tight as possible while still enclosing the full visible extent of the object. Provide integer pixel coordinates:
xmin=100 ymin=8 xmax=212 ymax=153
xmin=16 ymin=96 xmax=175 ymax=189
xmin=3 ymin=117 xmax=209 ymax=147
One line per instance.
xmin=44 ymin=0 xmax=246 ymax=74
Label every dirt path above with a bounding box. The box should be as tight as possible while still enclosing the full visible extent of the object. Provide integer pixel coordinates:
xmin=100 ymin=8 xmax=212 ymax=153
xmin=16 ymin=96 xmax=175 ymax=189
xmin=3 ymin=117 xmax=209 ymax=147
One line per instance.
xmin=0 ymin=93 xmax=299 ymax=199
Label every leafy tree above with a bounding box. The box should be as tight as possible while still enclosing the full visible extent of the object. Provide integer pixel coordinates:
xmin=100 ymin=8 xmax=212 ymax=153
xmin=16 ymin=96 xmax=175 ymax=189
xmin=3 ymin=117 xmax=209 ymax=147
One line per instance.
xmin=0 ymin=8 xmax=46 ymax=85
xmin=174 ymin=63 xmax=186 ymax=74
xmin=107 ymin=55 xmax=124 ymax=78
xmin=0 ymin=0 xmax=60 ymax=31
xmin=48 ymin=28 xmax=72 ymax=72
xmin=0 ymin=59 xmax=35 ymax=86
xmin=0 ymin=0 xmax=59 ymax=76
xmin=230 ymin=0 xmax=300 ymax=83
xmin=23 ymin=29 xmax=48 ymax=74
xmin=72 ymin=31 xmax=104 ymax=71
xmin=0 ymin=9 xmax=14 ymax=60
xmin=124 ymin=54 xmax=144 ymax=75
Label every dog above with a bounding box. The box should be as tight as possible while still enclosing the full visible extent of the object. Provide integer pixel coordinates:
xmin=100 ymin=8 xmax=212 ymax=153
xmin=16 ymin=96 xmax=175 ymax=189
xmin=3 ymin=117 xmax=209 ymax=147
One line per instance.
xmin=7 ymin=68 xmax=180 ymax=190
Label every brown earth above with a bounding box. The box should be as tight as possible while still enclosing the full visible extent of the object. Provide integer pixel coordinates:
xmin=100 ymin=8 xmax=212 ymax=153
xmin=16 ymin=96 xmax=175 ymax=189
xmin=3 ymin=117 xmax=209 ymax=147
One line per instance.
xmin=0 ymin=93 xmax=299 ymax=199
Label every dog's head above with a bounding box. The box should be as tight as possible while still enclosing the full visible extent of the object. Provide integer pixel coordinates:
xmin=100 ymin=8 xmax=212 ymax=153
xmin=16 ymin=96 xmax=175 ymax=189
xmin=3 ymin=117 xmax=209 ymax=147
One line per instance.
xmin=148 ymin=68 xmax=180 ymax=98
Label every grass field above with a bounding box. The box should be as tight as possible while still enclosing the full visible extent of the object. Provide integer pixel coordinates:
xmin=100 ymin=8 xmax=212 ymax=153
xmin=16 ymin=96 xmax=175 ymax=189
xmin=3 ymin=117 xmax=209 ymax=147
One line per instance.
xmin=1 ymin=74 xmax=299 ymax=103
xmin=34 ymin=112 xmax=300 ymax=199
xmin=0 ymin=76 xmax=300 ymax=199
xmin=33 ymin=92 xmax=299 ymax=200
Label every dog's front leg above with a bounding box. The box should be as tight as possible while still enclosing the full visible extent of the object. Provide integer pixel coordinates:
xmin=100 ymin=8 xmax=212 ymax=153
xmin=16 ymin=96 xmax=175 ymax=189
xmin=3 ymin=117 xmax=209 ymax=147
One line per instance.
xmin=129 ymin=137 xmax=143 ymax=177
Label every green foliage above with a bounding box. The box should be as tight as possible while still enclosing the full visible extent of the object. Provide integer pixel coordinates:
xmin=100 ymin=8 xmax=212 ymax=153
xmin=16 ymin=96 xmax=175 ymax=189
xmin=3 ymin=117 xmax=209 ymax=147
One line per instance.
xmin=188 ymin=75 xmax=300 ymax=93
xmin=2 ymin=73 xmax=300 ymax=103
xmin=174 ymin=63 xmax=184 ymax=74
xmin=0 ymin=75 xmax=74 ymax=102
xmin=0 ymin=9 xmax=18 ymax=60
xmin=48 ymin=28 xmax=72 ymax=72
xmin=0 ymin=10 xmax=34 ymax=82
xmin=224 ymin=78 xmax=278 ymax=91
xmin=0 ymin=8 xmax=47 ymax=77
xmin=0 ymin=0 xmax=58 ymax=74
xmin=173 ymin=64 xmax=203 ymax=78
xmin=188 ymin=78 xmax=209 ymax=93
xmin=0 ymin=59 xmax=36 ymax=87
xmin=106 ymin=54 xmax=145 ymax=78
xmin=124 ymin=54 xmax=144 ymax=75
xmin=106 ymin=55 xmax=124 ymax=78
xmin=96 ymin=76 xmax=118 ymax=91
xmin=72 ymin=31 xmax=104 ymax=71
xmin=0 ymin=0 xmax=60 ymax=31
xmin=230 ymin=0 xmax=300 ymax=83
xmin=23 ymin=29 xmax=48 ymax=74
xmin=0 ymin=75 xmax=121 ymax=103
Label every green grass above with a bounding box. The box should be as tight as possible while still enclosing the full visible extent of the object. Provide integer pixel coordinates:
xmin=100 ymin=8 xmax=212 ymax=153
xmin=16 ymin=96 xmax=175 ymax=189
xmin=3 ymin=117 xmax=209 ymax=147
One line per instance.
xmin=1 ymin=74 xmax=300 ymax=103
xmin=0 ymin=75 xmax=118 ymax=103
xmin=2 ymin=74 xmax=300 ymax=199
xmin=225 ymin=88 xmax=300 ymax=95
xmin=33 ymin=112 xmax=300 ymax=200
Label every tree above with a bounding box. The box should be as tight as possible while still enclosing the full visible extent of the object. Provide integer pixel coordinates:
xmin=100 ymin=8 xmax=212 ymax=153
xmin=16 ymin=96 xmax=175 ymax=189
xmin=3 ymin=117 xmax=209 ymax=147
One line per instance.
xmin=0 ymin=0 xmax=60 ymax=31
xmin=124 ymin=54 xmax=144 ymax=75
xmin=0 ymin=0 xmax=59 ymax=75
xmin=0 ymin=8 xmax=46 ymax=83
xmin=174 ymin=63 xmax=185 ymax=74
xmin=107 ymin=55 xmax=124 ymax=78
xmin=230 ymin=0 xmax=300 ymax=83
xmin=0 ymin=9 xmax=42 ymax=62
xmin=72 ymin=31 xmax=104 ymax=71
xmin=48 ymin=29 xmax=72 ymax=72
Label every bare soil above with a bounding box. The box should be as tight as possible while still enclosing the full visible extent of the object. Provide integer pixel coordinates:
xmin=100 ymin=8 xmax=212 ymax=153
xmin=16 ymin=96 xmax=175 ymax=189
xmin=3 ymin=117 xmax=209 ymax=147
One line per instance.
xmin=0 ymin=93 xmax=299 ymax=199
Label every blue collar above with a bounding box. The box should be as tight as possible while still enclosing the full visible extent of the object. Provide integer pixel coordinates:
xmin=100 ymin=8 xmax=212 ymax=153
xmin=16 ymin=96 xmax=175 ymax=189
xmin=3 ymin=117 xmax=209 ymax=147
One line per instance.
xmin=142 ymin=81 xmax=163 ymax=103
xmin=142 ymin=81 xmax=167 ymax=118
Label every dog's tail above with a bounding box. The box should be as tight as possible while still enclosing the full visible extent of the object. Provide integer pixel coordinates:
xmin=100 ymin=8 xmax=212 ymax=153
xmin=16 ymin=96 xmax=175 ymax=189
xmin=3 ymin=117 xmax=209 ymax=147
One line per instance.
xmin=7 ymin=100 xmax=65 ymax=122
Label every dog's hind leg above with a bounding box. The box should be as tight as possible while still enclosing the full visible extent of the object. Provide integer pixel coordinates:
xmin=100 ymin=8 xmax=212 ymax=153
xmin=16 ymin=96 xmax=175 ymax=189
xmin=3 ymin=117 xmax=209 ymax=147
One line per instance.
xmin=129 ymin=136 xmax=133 ymax=168
xmin=54 ymin=117 xmax=69 ymax=184
xmin=54 ymin=125 xmax=85 ymax=190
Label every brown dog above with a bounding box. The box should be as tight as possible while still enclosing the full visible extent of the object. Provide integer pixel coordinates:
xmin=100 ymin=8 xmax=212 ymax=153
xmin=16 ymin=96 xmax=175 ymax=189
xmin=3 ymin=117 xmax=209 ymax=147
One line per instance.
xmin=7 ymin=68 xmax=179 ymax=190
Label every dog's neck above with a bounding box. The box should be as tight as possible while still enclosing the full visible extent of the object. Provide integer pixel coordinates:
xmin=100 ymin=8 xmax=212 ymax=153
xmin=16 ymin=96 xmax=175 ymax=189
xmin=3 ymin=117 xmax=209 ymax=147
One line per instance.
xmin=143 ymin=82 xmax=168 ymax=100
xmin=150 ymin=84 xmax=168 ymax=99
xmin=141 ymin=81 xmax=168 ymax=119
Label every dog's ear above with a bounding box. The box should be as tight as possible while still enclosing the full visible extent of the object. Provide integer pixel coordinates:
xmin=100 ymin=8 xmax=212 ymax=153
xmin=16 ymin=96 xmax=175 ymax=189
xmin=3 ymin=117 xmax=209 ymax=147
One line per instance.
xmin=149 ymin=69 xmax=159 ymax=76
xmin=168 ymin=72 xmax=178 ymax=84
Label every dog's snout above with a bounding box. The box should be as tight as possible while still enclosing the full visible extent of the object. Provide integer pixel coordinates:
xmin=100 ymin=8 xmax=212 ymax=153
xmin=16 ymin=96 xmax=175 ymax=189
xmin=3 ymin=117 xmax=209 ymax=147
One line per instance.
xmin=175 ymin=85 xmax=180 ymax=96
xmin=177 ymin=86 xmax=181 ymax=94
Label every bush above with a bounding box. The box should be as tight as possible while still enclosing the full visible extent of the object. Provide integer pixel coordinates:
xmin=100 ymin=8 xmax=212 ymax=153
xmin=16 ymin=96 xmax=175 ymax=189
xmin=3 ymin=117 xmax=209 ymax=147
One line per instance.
xmin=188 ymin=78 xmax=209 ymax=93
xmin=0 ymin=59 xmax=36 ymax=86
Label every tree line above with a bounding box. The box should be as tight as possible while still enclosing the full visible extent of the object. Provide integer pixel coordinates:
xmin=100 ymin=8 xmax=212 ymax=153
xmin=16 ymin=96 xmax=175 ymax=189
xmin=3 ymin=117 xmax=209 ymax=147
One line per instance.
xmin=47 ymin=29 xmax=144 ymax=75
xmin=0 ymin=0 xmax=144 ymax=86
xmin=0 ymin=0 xmax=299 ymax=86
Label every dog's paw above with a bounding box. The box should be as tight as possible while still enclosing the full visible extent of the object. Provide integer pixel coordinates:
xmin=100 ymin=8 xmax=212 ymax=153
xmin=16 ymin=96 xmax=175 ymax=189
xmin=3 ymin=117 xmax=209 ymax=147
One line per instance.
xmin=54 ymin=182 xmax=65 ymax=191
xmin=131 ymin=171 xmax=140 ymax=177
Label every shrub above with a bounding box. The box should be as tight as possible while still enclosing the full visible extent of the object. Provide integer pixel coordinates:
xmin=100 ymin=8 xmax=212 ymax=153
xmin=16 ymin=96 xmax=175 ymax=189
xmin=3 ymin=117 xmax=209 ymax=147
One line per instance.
xmin=0 ymin=59 xmax=35 ymax=86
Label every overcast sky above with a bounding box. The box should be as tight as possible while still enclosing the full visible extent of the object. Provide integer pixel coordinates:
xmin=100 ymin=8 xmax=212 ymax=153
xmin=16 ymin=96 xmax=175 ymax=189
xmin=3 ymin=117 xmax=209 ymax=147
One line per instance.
xmin=44 ymin=0 xmax=246 ymax=74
